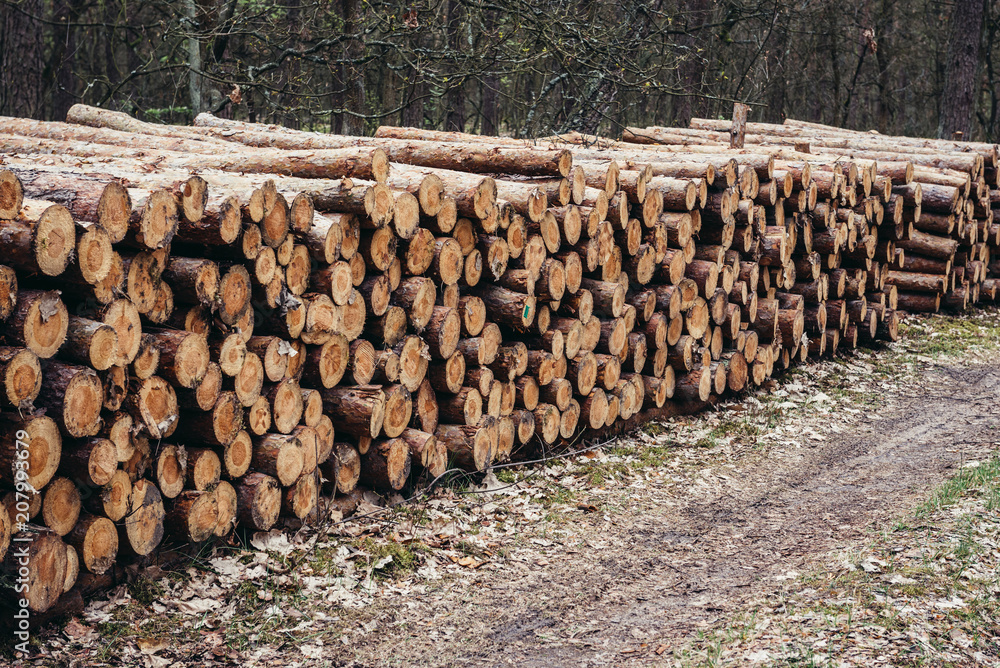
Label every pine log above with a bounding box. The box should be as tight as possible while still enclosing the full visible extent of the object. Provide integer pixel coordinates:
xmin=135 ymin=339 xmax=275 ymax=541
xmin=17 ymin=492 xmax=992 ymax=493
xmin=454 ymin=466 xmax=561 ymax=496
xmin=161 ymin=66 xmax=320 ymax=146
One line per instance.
xmin=3 ymin=526 xmax=68 ymax=613
xmin=35 ymin=360 xmax=102 ymax=438
xmin=359 ymin=438 xmax=411 ymax=491
xmin=282 ymin=471 xmax=320 ymax=521
xmin=146 ymin=328 xmax=210 ymax=389
xmin=436 ymin=421 xmax=495 ymax=471
xmin=321 ymin=385 xmax=386 ymax=438
xmin=251 ymin=433 xmax=304 ymax=487
xmin=235 ymin=472 xmax=282 ymax=531
xmin=155 ymin=444 xmax=186 ymax=499
xmin=119 ymin=478 xmax=164 ymax=557
xmin=395 ymin=334 xmax=431 ymax=391
xmin=164 ymin=490 xmax=218 ymax=543
xmin=186 ymin=447 xmax=222 ymax=491
xmin=2 ymin=290 xmax=68 ymax=360
xmin=327 ymin=442 xmax=362 ymax=494
xmin=173 ymin=391 xmax=242 ymax=446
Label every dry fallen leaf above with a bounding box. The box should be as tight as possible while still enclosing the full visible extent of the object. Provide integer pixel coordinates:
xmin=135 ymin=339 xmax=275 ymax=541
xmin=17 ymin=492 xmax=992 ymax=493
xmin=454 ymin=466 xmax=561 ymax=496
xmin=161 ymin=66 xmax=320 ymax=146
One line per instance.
xmin=136 ymin=637 xmax=169 ymax=655
xmin=451 ymin=555 xmax=485 ymax=568
xmin=63 ymin=618 xmax=95 ymax=640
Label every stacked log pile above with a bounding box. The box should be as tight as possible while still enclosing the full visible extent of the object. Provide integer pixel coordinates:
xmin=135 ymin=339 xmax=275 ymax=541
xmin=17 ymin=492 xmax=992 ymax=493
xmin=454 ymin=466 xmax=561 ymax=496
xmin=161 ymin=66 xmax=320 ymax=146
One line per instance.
xmin=0 ymin=104 xmax=996 ymax=617
xmin=618 ymin=118 xmax=999 ymax=313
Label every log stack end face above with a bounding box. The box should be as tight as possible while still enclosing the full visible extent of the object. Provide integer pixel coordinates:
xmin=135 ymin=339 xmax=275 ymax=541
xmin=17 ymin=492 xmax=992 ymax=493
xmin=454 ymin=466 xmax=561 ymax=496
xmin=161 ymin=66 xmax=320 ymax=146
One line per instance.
xmin=2 ymin=106 xmax=998 ymax=614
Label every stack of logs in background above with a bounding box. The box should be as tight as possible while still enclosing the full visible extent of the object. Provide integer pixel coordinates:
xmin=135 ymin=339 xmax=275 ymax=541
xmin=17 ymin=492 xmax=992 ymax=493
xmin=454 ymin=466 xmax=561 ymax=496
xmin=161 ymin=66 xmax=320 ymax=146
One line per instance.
xmin=0 ymin=104 xmax=997 ymax=617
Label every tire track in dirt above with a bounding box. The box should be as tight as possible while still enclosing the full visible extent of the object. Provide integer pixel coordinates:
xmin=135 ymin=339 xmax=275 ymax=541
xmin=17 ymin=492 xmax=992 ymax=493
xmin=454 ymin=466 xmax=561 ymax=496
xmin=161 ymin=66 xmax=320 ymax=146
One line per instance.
xmin=448 ymin=363 xmax=1000 ymax=666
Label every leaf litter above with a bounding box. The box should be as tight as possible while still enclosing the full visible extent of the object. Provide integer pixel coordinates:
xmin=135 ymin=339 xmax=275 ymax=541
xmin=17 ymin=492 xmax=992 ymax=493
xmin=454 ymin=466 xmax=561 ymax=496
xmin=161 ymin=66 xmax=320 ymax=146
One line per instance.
xmin=14 ymin=310 xmax=1000 ymax=666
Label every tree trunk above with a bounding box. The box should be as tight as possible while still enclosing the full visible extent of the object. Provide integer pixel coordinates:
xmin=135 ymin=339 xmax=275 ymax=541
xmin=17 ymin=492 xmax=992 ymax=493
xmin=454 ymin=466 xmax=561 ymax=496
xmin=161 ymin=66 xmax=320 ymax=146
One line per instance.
xmin=938 ymin=0 xmax=986 ymax=138
xmin=0 ymin=0 xmax=43 ymax=119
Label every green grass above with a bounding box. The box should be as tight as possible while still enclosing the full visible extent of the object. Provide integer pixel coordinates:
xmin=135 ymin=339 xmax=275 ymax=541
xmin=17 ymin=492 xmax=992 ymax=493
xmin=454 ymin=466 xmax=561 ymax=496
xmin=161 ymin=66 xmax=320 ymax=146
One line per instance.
xmin=915 ymin=455 xmax=1000 ymax=517
xmin=899 ymin=309 xmax=1000 ymax=359
xmin=127 ymin=576 xmax=165 ymax=605
xmin=495 ymin=467 xmax=518 ymax=484
xmin=351 ymin=537 xmax=424 ymax=577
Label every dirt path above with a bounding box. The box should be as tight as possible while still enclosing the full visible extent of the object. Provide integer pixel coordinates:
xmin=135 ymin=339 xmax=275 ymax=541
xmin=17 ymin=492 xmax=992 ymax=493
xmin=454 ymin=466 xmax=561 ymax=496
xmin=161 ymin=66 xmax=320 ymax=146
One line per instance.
xmin=331 ymin=360 xmax=1000 ymax=667
xmin=472 ymin=365 xmax=999 ymax=666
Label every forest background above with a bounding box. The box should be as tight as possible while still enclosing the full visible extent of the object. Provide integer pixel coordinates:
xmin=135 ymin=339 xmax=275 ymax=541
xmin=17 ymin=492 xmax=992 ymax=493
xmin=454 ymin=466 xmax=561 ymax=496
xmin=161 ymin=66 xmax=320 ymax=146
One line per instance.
xmin=0 ymin=0 xmax=994 ymax=141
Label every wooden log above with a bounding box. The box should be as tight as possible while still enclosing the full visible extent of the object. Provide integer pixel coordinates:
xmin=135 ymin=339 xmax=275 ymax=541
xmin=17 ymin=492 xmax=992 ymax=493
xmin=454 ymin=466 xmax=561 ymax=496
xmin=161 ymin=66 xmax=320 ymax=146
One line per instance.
xmin=118 ymin=478 xmax=164 ymax=557
xmin=217 ymin=265 xmax=252 ymax=327
xmin=531 ymin=403 xmax=560 ymax=444
xmin=163 ymin=256 xmax=219 ymax=306
xmin=81 ymin=468 xmax=130 ymax=524
xmin=457 ymin=323 xmax=501 ymax=367
xmin=262 ymin=378 xmax=304 ymax=435
xmin=674 ymin=367 xmax=711 ymax=402
xmin=235 ymin=472 xmax=282 ymax=531
xmin=581 ymin=278 xmax=626 ymax=318
xmin=438 ymin=387 xmax=483 ymax=426
xmin=173 ymin=391 xmax=242 ymax=447
xmin=3 ymin=526 xmax=68 ymax=613
xmin=164 ymin=490 xmax=219 ymax=543
xmin=320 ymin=442 xmax=360 ymax=494
xmin=245 ymin=336 xmax=291 ymax=383
xmin=0 ymin=347 xmax=39 ymax=412
xmin=154 ymin=444 xmax=186 ymax=499
xmin=321 ymin=385 xmax=386 ymax=438
xmin=394 ymin=334 xmax=431 ymax=392
xmin=64 ymin=512 xmax=118 ymax=576
xmin=34 ymin=360 xmax=102 ymax=438
xmin=392 ymin=276 xmax=437 ymax=331
xmin=895 ymin=229 xmax=959 ymax=260
xmin=886 ymin=271 xmax=948 ymax=293
xmin=56 ymin=437 xmax=114 ymax=493
xmin=0 ymin=201 xmax=76 ymax=277
xmin=428 ymin=352 xmax=467 ymax=395
xmin=62 ymin=316 xmax=119 ymax=372
xmin=436 ymin=422 xmax=495 ymax=471
xmin=475 ymin=285 xmax=536 ymax=330
xmin=424 ymin=306 xmax=461 ymax=360
xmin=2 ymin=290 xmax=68 ymax=360
xmin=251 ymin=432 xmax=304 ymax=487
xmin=185 ymin=447 xmax=222 ymax=491
xmin=359 ymin=438 xmax=411 ymax=491
xmin=281 ymin=471 xmax=319 ymax=521
xmin=218 ymin=430 xmax=253 ymax=479
xmin=38 ymin=476 xmax=80 ymax=538
xmin=144 ymin=328 xmax=210 ymax=390
xmin=212 ymin=480 xmax=238 ymax=536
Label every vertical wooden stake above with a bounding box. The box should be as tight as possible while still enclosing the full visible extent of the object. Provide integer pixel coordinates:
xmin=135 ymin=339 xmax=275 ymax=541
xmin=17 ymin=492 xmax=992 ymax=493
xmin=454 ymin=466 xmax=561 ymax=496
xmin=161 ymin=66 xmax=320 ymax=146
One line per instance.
xmin=730 ymin=103 xmax=750 ymax=149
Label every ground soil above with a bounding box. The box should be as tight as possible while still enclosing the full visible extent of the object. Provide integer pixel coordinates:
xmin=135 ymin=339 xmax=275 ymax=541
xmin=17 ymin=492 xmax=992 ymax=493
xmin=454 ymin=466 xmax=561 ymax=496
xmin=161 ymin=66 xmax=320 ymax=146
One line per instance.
xmin=327 ymin=361 xmax=998 ymax=667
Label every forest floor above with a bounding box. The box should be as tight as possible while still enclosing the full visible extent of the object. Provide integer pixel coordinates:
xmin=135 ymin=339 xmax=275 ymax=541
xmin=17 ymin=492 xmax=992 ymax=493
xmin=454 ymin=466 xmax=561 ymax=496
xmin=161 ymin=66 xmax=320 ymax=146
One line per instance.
xmin=12 ymin=310 xmax=1000 ymax=667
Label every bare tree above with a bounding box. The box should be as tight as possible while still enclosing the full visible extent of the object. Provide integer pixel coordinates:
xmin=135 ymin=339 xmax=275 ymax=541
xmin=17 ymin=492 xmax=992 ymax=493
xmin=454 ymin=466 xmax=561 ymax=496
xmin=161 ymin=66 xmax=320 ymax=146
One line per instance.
xmin=1 ymin=0 xmax=44 ymax=118
xmin=938 ymin=0 xmax=986 ymax=138
xmin=1 ymin=0 xmax=996 ymax=141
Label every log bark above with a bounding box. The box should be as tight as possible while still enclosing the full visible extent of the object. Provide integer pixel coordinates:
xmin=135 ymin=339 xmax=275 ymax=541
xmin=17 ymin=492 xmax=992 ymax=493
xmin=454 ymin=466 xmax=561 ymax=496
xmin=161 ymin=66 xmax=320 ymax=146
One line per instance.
xmin=359 ymin=438 xmax=411 ymax=491
xmin=321 ymin=385 xmax=386 ymax=438
xmin=235 ymin=472 xmax=282 ymax=531
xmin=36 ymin=360 xmax=103 ymax=438
xmin=436 ymin=421 xmax=495 ymax=471
xmin=119 ymin=479 xmax=164 ymax=557
xmin=3 ymin=526 xmax=68 ymax=613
